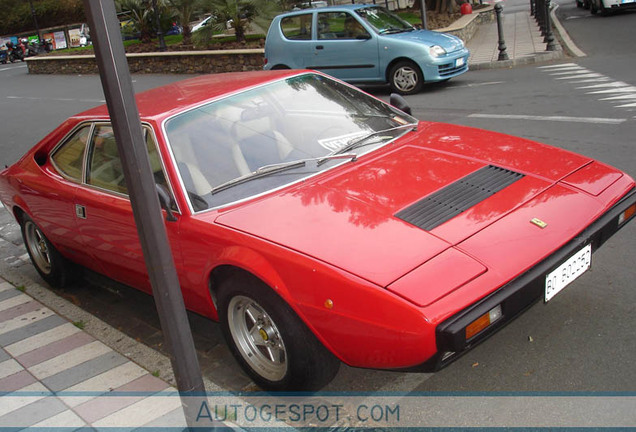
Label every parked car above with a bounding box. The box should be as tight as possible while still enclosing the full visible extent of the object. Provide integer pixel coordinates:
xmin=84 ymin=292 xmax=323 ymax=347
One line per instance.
xmin=192 ymin=15 xmax=214 ymax=32
xmin=264 ymin=5 xmax=470 ymax=95
xmin=1 ymin=70 xmax=635 ymax=391
xmin=589 ymin=0 xmax=636 ymax=14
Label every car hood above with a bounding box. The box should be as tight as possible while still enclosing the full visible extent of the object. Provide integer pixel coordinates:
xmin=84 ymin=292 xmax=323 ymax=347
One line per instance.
xmin=386 ymin=29 xmax=464 ymax=51
xmin=215 ymin=122 xmax=596 ymax=288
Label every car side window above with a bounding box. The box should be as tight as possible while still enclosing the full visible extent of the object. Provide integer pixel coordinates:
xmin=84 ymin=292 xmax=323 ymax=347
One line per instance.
xmin=87 ymin=125 xmax=127 ymax=194
xmin=281 ymin=14 xmax=312 ymax=40
xmin=51 ymin=125 xmax=90 ymax=182
xmin=86 ymin=124 xmax=169 ymax=196
xmin=317 ymin=12 xmax=369 ymax=40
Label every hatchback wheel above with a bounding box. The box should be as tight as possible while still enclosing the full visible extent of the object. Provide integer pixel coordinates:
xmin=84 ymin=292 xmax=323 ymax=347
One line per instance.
xmin=218 ymin=273 xmax=340 ymax=391
xmin=389 ymin=60 xmax=423 ymax=95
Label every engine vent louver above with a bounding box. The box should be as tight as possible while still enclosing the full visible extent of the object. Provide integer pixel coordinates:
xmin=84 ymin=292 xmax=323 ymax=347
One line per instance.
xmin=396 ymin=165 xmax=524 ymax=231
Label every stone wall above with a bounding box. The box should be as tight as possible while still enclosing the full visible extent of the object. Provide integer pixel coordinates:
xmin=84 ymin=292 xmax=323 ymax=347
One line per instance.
xmin=26 ymin=49 xmax=265 ymax=75
xmin=434 ymin=5 xmax=494 ymax=43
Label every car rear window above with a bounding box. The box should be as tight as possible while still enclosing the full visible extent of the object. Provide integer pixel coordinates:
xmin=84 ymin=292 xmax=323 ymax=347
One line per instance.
xmin=281 ymin=14 xmax=312 ymax=40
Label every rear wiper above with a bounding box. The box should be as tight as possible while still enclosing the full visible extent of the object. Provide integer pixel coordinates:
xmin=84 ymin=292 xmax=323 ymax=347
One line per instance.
xmin=210 ymin=153 xmax=357 ymax=195
xmin=330 ymin=123 xmax=416 ymax=156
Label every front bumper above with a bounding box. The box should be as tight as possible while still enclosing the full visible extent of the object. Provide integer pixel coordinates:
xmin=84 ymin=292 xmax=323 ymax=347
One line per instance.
xmin=421 ymin=48 xmax=470 ymax=82
xmin=411 ymin=187 xmax=636 ymax=372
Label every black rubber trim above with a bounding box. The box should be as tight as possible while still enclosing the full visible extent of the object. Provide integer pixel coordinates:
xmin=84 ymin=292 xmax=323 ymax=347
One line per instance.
xmin=396 ymin=165 xmax=524 ymax=231
xmin=398 ymin=187 xmax=636 ymax=373
xmin=307 ymin=64 xmax=376 ymax=70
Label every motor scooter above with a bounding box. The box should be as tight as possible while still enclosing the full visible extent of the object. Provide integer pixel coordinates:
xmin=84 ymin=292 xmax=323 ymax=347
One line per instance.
xmin=6 ymin=42 xmax=24 ymax=62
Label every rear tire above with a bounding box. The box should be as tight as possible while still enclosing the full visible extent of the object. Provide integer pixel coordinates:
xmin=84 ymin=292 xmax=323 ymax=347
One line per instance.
xmin=217 ymin=273 xmax=340 ymax=391
xmin=20 ymin=214 xmax=73 ymax=287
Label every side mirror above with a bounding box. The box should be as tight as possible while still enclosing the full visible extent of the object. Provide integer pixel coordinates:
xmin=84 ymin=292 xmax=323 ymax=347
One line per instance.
xmin=156 ymin=184 xmax=177 ymax=222
xmin=390 ymin=93 xmax=412 ymax=116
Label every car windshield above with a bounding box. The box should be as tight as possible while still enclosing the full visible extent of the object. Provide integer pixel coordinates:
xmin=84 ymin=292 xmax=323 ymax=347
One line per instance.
xmin=355 ymin=6 xmax=415 ymax=34
xmin=164 ymin=73 xmax=417 ymax=212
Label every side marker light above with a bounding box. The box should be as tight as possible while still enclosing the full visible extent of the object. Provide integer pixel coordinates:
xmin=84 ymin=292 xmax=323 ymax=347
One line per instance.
xmin=465 ymin=304 xmax=503 ymax=340
xmin=618 ymin=203 xmax=636 ymax=226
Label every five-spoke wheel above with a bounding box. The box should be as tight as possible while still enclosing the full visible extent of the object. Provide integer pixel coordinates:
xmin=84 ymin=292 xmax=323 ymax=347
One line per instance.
xmin=20 ymin=214 xmax=73 ymax=287
xmin=218 ymin=273 xmax=340 ymax=391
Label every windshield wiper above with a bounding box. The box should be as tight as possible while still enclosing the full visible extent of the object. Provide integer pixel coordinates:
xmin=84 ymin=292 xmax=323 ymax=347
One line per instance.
xmin=330 ymin=123 xmax=417 ymax=156
xmin=210 ymin=153 xmax=357 ymax=195
xmin=379 ymin=27 xmax=411 ymax=34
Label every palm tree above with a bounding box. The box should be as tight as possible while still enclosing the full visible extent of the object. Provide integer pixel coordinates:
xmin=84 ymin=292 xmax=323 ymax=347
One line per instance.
xmin=195 ymin=0 xmax=281 ymax=44
xmin=166 ymin=0 xmax=202 ymax=45
xmin=116 ymin=0 xmax=156 ymax=43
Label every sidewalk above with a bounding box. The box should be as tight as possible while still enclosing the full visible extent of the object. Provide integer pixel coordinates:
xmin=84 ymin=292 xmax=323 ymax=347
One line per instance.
xmin=466 ymin=6 xmax=568 ymax=70
xmin=0 ymin=277 xmax=191 ymax=429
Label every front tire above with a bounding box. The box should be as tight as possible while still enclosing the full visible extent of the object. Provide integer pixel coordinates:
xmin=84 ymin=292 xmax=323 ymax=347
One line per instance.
xmin=20 ymin=214 xmax=73 ymax=287
xmin=218 ymin=273 xmax=340 ymax=391
xmin=389 ymin=60 xmax=423 ymax=95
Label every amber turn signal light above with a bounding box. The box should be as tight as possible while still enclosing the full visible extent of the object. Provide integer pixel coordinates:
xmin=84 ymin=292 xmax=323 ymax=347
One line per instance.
xmin=465 ymin=304 xmax=503 ymax=340
xmin=619 ymin=203 xmax=636 ymax=226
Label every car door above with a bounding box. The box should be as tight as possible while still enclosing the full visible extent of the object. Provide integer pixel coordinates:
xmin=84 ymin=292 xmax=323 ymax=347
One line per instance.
xmin=29 ymin=123 xmax=94 ymax=269
xmin=73 ymin=123 xmax=182 ymax=292
xmin=309 ymin=11 xmax=379 ymax=81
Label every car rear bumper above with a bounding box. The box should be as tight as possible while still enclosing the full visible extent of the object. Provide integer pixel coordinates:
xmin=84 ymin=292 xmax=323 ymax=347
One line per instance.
xmin=406 ymin=187 xmax=636 ymax=372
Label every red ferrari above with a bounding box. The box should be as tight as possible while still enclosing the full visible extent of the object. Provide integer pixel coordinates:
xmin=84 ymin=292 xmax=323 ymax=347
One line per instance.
xmin=1 ymin=70 xmax=635 ymax=391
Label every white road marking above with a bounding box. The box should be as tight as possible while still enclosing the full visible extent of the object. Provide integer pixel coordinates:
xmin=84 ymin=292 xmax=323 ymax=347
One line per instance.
xmin=599 ymin=94 xmax=636 ymax=101
xmin=468 ymin=113 xmax=625 ymax=124
xmin=615 ymin=102 xmax=636 ymax=108
xmin=7 ymin=96 xmax=105 ymax=103
xmin=537 ymin=63 xmax=580 ymax=69
xmin=586 ymin=86 xmax=636 ymax=94
xmin=549 ymin=69 xmax=592 ymax=76
xmin=576 ymin=81 xmax=631 ymax=89
xmin=555 ymin=73 xmax=605 ymax=80
xmin=567 ymin=77 xmax=611 ymax=84
xmin=539 ymin=64 xmax=636 ymax=113
xmin=452 ymin=81 xmax=505 ymax=89
xmin=0 ymin=65 xmax=27 ymax=72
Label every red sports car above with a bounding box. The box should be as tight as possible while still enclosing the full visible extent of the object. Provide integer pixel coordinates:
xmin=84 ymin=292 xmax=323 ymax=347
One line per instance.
xmin=1 ymin=71 xmax=634 ymax=391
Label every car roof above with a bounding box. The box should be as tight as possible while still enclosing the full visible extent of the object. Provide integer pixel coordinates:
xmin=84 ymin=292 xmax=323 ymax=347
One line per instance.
xmin=73 ymin=70 xmax=304 ymax=123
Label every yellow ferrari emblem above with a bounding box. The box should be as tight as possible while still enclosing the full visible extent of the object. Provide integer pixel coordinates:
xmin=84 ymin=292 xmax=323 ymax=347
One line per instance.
xmin=530 ymin=218 xmax=548 ymax=229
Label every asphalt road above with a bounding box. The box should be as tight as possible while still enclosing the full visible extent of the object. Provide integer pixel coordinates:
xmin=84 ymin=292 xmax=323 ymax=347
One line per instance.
xmin=1 ymin=7 xmax=635 ymax=396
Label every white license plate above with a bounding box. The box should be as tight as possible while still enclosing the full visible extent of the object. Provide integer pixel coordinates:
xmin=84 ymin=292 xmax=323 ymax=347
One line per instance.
xmin=545 ymin=244 xmax=592 ymax=302
xmin=456 ymin=57 xmax=465 ymax=67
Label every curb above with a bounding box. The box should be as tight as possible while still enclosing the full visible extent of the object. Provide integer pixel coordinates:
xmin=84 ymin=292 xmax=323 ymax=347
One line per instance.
xmin=469 ymin=49 xmax=564 ymax=70
xmin=550 ymin=3 xmax=587 ymax=58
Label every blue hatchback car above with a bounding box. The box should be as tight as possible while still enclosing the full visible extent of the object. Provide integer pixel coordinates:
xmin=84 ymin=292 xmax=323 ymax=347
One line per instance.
xmin=264 ymin=5 xmax=470 ymax=95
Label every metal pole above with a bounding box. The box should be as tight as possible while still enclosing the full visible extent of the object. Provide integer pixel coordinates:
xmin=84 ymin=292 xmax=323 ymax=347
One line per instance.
xmin=28 ymin=0 xmax=42 ymax=44
xmin=544 ymin=0 xmax=557 ymax=51
xmin=82 ymin=0 xmax=207 ymax=429
xmin=495 ymin=3 xmax=509 ymax=61
xmin=151 ymin=0 xmax=167 ymax=52
xmin=536 ymin=0 xmax=546 ymax=36
xmin=420 ymin=0 xmax=428 ymax=29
